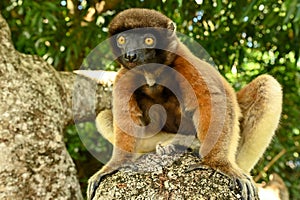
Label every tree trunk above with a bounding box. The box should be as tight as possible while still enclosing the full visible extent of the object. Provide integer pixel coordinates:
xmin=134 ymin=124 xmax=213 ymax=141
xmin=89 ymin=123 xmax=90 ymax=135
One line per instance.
xmin=0 ymin=13 xmax=112 ymax=199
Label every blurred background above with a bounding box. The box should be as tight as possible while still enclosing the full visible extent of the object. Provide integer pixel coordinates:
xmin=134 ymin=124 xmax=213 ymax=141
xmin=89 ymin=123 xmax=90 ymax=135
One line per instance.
xmin=1 ymin=0 xmax=299 ymax=198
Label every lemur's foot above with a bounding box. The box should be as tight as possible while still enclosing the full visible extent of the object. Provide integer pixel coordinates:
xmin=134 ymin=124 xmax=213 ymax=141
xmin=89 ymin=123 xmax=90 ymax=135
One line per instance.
xmin=187 ymin=163 xmax=258 ymax=200
xmin=234 ymin=174 xmax=257 ymax=200
xmin=156 ymin=143 xmax=176 ymax=155
xmin=87 ymin=166 xmax=117 ymax=200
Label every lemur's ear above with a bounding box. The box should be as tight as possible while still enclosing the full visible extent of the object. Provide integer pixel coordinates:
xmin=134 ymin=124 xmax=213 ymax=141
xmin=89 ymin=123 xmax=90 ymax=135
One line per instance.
xmin=167 ymin=21 xmax=176 ymax=36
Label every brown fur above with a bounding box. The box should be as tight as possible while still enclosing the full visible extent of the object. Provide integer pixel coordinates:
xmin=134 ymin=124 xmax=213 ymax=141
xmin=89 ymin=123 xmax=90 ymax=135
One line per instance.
xmin=109 ymin=9 xmax=172 ymax=36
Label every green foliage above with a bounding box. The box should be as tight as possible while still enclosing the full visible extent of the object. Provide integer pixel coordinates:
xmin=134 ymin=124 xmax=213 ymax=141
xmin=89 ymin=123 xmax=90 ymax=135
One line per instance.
xmin=64 ymin=123 xmax=112 ymax=195
xmin=1 ymin=0 xmax=299 ymax=198
xmin=1 ymin=0 xmax=113 ymax=71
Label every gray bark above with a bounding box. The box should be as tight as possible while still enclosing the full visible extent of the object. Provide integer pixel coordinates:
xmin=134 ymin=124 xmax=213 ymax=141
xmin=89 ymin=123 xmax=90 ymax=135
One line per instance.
xmin=0 ymin=13 xmax=111 ymax=199
xmin=93 ymin=146 xmax=259 ymax=200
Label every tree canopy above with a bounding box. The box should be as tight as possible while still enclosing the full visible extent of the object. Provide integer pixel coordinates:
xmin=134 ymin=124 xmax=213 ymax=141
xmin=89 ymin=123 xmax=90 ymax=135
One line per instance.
xmin=1 ymin=0 xmax=299 ymax=199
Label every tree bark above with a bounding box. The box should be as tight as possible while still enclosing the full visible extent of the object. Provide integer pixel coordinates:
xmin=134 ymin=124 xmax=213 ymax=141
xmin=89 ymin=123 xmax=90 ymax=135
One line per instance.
xmin=92 ymin=146 xmax=259 ymax=200
xmin=0 ymin=13 xmax=112 ymax=199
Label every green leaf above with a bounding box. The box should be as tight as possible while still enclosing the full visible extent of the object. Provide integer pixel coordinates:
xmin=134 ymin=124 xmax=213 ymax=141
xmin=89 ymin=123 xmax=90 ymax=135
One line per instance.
xmin=177 ymin=0 xmax=182 ymax=7
xmin=283 ymin=0 xmax=297 ymax=24
xmin=43 ymin=2 xmax=59 ymax=11
xmin=263 ymin=12 xmax=278 ymax=27
xmin=238 ymin=0 xmax=258 ymax=22
xmin=293 ymin=5 xmax=300 ymax=23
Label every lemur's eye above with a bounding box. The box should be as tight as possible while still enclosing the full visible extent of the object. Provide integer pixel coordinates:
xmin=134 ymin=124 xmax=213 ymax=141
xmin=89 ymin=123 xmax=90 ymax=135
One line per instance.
xmin=145 ymin=37 xmax=154 ymax=46
xmin=117 ymin=36 xmax=126 ymax=45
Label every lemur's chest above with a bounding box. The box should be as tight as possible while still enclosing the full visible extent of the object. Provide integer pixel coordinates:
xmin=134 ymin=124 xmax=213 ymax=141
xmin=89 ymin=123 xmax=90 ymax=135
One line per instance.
xmin=135 ymin=85 xmax=194 ymax=134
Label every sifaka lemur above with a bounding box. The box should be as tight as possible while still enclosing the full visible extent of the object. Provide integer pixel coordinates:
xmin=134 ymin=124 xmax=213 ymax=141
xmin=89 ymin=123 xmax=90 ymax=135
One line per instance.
xmin=86 ymin=8 xmax=282 ymax=200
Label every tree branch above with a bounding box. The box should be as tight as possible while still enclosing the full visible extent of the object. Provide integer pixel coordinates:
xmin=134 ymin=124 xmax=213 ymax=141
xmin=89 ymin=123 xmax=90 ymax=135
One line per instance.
xmin=93 ymin=146 xmax=259 ymax=199
xmin=254 ymin=148 xmax=286 ymax=182
xmin=59 ymin=72 xmax=112 ymax=126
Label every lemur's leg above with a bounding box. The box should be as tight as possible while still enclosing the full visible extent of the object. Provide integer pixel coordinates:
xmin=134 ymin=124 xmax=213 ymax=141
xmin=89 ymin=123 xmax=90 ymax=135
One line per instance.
xmin=236 ymin=75 xmax=282 ymax=173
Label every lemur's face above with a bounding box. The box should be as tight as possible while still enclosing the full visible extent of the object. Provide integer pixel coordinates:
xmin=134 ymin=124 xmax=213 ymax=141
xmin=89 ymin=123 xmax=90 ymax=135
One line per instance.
xmin=115 ymin=31 xmax=157 ymax=68
xmin=112 ymin=27 xmax=177 ymax=67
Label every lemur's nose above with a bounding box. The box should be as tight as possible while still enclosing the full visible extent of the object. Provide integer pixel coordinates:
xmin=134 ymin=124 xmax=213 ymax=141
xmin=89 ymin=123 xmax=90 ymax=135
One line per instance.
xmin=124 ymin=51 xmax=138 ymax=62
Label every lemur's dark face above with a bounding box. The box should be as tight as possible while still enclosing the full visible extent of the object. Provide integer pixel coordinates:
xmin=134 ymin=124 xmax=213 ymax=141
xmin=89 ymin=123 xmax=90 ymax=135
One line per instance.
xmin=115 ymin=30 xmax=158 ymax=69
xmin=111 ymin=28 xmax=177 ymax=69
